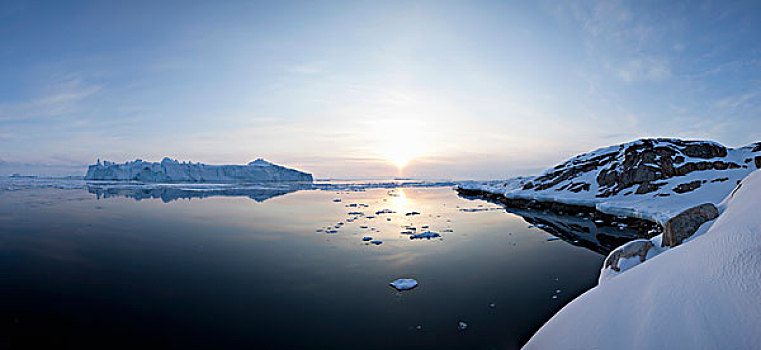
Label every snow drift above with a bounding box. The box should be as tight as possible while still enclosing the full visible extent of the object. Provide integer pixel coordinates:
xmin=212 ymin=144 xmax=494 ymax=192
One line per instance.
xmin=84 ymin=157 xmax=313 ymax=183
xmin=524 ymin=169 xmax=761 ymax=349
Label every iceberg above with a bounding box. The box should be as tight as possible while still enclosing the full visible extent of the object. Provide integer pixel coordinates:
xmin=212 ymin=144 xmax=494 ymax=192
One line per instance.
xmin=389 ymin=278 xmax=418 ymax=291
xmin=85 ymin=157 xmax=312 ymax=183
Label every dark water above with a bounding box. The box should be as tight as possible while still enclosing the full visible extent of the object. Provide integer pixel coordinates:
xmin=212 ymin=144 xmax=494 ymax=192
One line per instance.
xmin=0 ymin=184 xmax=640 ymax=349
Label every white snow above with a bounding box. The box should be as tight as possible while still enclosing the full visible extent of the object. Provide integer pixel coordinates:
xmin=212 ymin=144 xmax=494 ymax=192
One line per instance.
xmin=389 ymin=278 xmax=418 ymax=291
xmin=85 ymin=157 xmax=313 ymax=182
xmin=459 ymin=140 xmax=759 ymax=224
xmin=525 ymin=169 xmax=761 ymax=349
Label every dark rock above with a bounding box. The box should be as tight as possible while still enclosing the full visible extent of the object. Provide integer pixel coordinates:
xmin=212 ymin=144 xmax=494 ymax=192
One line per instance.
xmin=711 ymin=177 xmax=729 ymax=183
xmin=674 ymin=156 xmax=685 ymax=164
xmin=756 ymin=156 xmax=761 ymax=169
xmin=674 ymin=180 xmax=702 ymax=194
xmin=635 ymin=181 xmax=665 ymax=194
xmin=662 ymin=203 xmax=719 ymax=248
xmin=753 ymin=143 xmax=761 ymax=152
xmin=682 ymin=143 xmax=727 ymax=158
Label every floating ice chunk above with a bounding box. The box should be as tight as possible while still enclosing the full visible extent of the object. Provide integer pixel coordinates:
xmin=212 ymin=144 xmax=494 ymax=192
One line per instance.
xmin=460 ymin=208 xmax=488 ymax=212
xmin=316 ymin=229 xmax=323 ymax=232
xmin=389 ymin=278 xmax=418 ymax=291
xmin=375 ymin=209 xmax=395 ymax=215
xmin=333 ymin=198 xmax=342 ymax=202
xmin=458 ymin=321 xmax=468 ymax=330
xmin=370 ymin=240 xmax=383 ymax=245
xmin=410 ymin=231 xmax=441 ymax=239
xmin=362 ymin=237 xmax=373 ymax=241
xmin=405 ymin=211 xmax=420 ymax=216
xmin=347 ymin=212 xmax=364 ymax=216
xmin=415 ymin=325 xmax=422 ymax=330
xmin=421 ymin=225 xmax=429 ymax=229
xmin=489 ymin=303 xmax=496 ymax=308
xmin=547 ymin=237 xmax=560 ymax=241
xmin=326 ymin=229 xmax=338 ymax=234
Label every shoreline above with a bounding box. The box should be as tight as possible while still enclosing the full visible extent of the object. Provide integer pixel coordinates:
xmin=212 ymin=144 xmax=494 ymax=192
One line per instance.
xmin=456 ymin=187 xmax=662 ymax=238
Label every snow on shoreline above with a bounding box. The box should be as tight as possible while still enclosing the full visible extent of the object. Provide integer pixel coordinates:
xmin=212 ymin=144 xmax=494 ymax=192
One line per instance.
xmin=458 ymin=139 xmax=760 ymax=224
xmin=524 ymin=169 xmax=761 ymax=349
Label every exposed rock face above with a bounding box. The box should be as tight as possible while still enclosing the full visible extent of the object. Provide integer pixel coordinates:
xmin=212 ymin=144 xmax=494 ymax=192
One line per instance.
xmin=673 ymin=180 xmax=702 ymax=194
xmin=662 ymin=203 xmax=719 ymax=248
xmin=755 ymin=156 xmax=761 ymax=169
xmin=603 ymin=239 xmax=654 ymax=272
xmin=517 ymin=138 xmax=750 ymax=198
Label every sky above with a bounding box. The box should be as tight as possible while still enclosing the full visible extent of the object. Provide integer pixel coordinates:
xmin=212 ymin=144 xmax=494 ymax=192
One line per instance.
xmin=1 ymin=0 xmax=761 ymax=179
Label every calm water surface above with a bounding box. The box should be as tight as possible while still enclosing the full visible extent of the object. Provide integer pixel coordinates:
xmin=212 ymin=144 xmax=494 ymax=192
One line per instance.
xmin=0 ymin=184 xmax=632 ymax=349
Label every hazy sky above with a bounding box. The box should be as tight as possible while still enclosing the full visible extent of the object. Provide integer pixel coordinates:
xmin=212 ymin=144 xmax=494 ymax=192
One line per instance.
xmin=2 ymin=0 xmax=761 ymax=179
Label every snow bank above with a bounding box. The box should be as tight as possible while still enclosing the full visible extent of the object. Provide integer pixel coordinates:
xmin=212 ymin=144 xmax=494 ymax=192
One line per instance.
xmin=85 ymin=157 xmax=313 ymax=182
xmin=459 ymin=139 xmax=760 ymax=224
xmin=524 ymin=170 xmax=761 ymax=349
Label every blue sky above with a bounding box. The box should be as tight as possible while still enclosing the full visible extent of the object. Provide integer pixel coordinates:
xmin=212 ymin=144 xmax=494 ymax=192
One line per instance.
xmin=1 ymin=0 xmax=760 ymax=179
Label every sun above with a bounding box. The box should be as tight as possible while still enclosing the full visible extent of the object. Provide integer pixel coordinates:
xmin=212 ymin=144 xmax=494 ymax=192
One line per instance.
xmin=381 ymin=130 xmax=423 ymax=173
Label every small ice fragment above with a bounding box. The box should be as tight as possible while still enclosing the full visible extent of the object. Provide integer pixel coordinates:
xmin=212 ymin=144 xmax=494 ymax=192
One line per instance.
xmin=375 ymin=209 xmax=395 ymax=215
xmin=594 ymin=219 xmax=604 ymax=224
xmin=555 ymin=289 xmax=561 ymax=294
xmin=389 ymin=278 xmax=418 ymax=291
xmin=552 ymin=295 xmax=558 ymax=299
xmin=489 ymin=303 xmax=496 ymax=308
xmin=410 ymin=231 xmax=441 ymax=239
xmin=421 ymin=225 xmax=429 ymax=229
xmin=405 ymin=211 xmax=420 ymax=216
xmin=362 ymin=237 xmax=373 ymax=241
xmin=326 ymin=229 xmax=338 ymax=234
xmin=370 ymin=240 xmax=383 ymax=245
xmin=360 ymin=225 xmax=368 ymax=229
xmin=458 ymin=321 xmax=468 ymax=330
xmin=547 ymin=237 xmax=560 ymax=241
xmin=415 ymin=325 xmax=422 ymax=330
xmin=316 ymin=229 xmax=323 ymax=232
xmin=333 ymin=198 xmax=342 ymax=202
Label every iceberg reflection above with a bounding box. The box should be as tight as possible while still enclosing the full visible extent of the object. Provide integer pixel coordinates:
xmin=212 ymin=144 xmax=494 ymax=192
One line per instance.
xmin=86 ymin=182 xmax=306 ymax=203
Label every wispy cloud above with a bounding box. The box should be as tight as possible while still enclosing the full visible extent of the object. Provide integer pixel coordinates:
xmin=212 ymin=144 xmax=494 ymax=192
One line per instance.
xmin=0 ymin=74 xmax=101 ymax=121
xmin=613 ymin=56 xmax=671 ymax=83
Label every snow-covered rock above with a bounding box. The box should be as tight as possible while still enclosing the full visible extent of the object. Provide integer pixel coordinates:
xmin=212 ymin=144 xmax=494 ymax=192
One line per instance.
xmin=84 ymin=157 xmax=312 ymax=182
xmin=459 ymin=139 xmax=760 ymax=224
xmin=525 ymin=169 xmax=761 ymax=349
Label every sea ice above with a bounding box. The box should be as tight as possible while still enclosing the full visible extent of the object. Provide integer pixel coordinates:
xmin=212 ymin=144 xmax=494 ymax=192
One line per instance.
xmin=410 ymin=231 xmax=441 ymax=239
xmin=389 ymin=278 xmax=418 ymax=291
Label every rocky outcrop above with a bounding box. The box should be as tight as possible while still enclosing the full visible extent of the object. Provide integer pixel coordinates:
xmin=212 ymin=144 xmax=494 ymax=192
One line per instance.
xmin=661 ymin=203 xmax=719 ymax=248
xmin=673 ymin=180 xmax=703 ymax=194
xmin=513 ymin=138 xmax=752 ymax=199
xmin=603 ymin=239 xmax=654 ymax=272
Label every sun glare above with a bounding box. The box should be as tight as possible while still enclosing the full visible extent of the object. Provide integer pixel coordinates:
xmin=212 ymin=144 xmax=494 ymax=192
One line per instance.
xmin=379 ymin=126 xmax=425 ymax=173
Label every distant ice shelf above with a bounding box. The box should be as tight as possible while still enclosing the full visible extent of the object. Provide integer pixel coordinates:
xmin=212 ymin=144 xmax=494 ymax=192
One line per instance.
xmin=84 ymin=157 xmax=313 ymax=183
